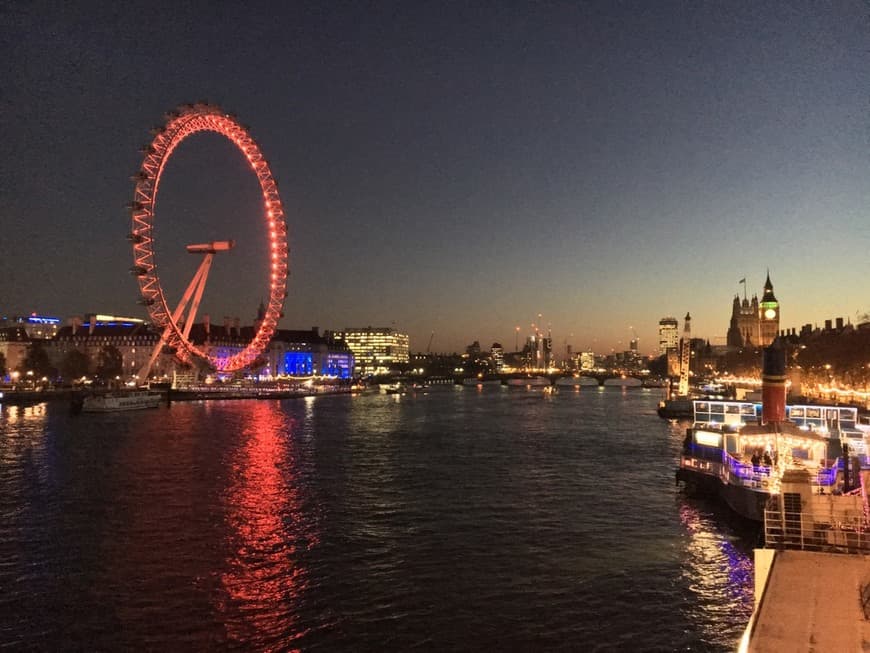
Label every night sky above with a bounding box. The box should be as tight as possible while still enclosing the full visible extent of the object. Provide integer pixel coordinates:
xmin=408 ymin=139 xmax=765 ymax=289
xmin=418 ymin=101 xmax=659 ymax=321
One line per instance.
xmin=2 ymin=1 xmax=868 ymax=354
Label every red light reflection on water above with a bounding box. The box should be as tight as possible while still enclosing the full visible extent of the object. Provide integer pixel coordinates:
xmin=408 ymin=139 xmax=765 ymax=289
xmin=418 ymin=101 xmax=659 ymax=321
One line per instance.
xmin=218 ymin=401 xmax=317 ymax=649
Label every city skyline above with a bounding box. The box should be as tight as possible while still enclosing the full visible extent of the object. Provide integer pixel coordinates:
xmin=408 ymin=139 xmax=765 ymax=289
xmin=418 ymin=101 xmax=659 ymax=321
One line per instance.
xmin=2 ymin=2 xmax=868 ymax=354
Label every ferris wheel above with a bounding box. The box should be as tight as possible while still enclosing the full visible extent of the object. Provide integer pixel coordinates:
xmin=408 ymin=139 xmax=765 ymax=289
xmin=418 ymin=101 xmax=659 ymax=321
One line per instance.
xmin=129 ymin=103 xmax=289 ymax=375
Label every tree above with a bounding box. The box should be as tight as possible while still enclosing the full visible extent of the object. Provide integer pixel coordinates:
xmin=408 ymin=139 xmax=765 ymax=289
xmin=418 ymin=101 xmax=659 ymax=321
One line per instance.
xmin=19 ymin=341 xmax=54 ymax=379
xmin=60 ymin=349 xmax=91 ymax=381
xmin=95 ymin=345 xmax=124 ymax=380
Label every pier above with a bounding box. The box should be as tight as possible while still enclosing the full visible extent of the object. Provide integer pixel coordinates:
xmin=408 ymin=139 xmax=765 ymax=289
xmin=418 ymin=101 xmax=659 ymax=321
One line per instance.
xmin=740 ymin=549 xmax=870 ymax=651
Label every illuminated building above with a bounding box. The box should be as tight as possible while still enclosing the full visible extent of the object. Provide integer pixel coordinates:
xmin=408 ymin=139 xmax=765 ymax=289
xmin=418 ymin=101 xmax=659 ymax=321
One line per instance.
xmin=490 ymin=343 xmax=504 ymax=371
xmin=339 ymin=327 xmax=409 ymax=376
xmin=184 ymin=323 xmax=354 ymax=379
xmin=1 ymin=314 xmax=61 ymax=340
xmin=52 ymin=319 xmax=164 ymax=380
xmin=658 ymin=317 xmax=678 ymax=355
xmin=522 ymin=329 xmax=552 ymax=371
xmin=579 ymin=351 xmax=595 ymax=371
xmin=270 ymin=328 xmax=353 ymax=378
xmin=0 ymin=327 xmax=31 ymax=378
xmin=758 ymin=273 xmax=780 ymax=346
xmin=726 ymin=273 xmax=780 ymax=348
xmin=727 ymin=294 xmax=759 ymax=346
xmin=658 ymin=316 xmax=680 ymax=376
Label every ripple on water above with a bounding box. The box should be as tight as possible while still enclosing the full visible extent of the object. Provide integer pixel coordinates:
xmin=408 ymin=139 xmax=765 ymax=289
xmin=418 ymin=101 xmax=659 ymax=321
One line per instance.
xmin=0 ymin=391 xmax=755 ymax=651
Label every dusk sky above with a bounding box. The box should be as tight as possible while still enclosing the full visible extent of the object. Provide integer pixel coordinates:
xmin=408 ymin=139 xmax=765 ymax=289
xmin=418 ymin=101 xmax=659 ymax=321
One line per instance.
xmin=2 ymin=1 xmax=868 ymax=355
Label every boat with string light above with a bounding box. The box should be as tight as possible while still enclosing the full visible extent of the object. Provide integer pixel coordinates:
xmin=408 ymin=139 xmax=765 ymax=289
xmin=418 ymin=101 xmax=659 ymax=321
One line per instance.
xmin=78 ymin=389 xmax=164 ymax=413
xmin=675 ymin=340 xmax=869 ymax=521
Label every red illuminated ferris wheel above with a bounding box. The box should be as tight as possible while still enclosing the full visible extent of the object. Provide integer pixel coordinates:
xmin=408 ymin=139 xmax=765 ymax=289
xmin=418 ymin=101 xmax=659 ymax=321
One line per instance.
xmin=129 ymin=103 xmax=288 ymax=375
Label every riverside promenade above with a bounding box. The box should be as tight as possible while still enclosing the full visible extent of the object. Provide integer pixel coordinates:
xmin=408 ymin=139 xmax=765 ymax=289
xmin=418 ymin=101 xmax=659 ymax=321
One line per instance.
xmin=740 ymin=549 xmax=870 ymax=652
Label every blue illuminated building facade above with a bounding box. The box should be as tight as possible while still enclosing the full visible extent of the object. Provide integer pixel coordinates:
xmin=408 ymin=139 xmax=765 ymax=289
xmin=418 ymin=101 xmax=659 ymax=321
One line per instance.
xmin=186 ymin=324 xmax=354 ymax=379
xmin=271 ymin=328 xmax=353 ymax=378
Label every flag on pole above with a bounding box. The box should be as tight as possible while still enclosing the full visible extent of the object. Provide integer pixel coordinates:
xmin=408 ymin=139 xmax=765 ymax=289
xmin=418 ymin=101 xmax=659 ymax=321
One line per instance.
xmin=739 ymin=278 xmax=746 ymax=284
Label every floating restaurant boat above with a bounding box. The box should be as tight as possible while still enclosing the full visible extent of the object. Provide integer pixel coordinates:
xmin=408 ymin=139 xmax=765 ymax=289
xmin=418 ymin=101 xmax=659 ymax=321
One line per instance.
xmin=79 ymin=390 xmax=163 ymax=412
xmin=676 ymin=341 xmax=869 ymax=521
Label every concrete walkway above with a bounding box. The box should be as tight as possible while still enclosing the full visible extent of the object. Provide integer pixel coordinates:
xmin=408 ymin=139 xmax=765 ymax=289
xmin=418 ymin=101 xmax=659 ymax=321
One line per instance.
xmin=746 ymin=550 xmax=870 ymax=652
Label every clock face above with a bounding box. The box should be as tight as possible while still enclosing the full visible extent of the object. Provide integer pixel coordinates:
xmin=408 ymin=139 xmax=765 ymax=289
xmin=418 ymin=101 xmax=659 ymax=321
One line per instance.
xmin=764 ymin=308 xmax=777 ymax=319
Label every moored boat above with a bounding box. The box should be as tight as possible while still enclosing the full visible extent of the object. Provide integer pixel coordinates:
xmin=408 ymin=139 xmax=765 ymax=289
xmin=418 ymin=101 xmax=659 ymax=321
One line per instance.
xmin=675 ymin=341 xmax=869 ymax=521
xmin=657 ymin=397 xmax=695 ymax=419
xmin=79 ymin=390 xmax=163 ymax=412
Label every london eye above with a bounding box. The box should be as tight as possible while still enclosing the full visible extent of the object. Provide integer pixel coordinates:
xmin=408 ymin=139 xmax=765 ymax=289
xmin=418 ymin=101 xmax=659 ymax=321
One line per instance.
xmin=129 ymin=103 xmax=288 ymax=375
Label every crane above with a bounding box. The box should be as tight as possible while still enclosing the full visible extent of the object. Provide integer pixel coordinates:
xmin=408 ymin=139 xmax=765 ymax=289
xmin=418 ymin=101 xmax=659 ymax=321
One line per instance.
xmin=426 ymin=331 xmax=434 ymax=353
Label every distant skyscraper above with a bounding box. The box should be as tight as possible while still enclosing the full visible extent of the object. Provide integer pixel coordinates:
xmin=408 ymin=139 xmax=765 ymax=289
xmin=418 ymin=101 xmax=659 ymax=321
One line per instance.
xmin=658 ymin=317 xmax=678 ymax=356
xmin=490 ymin=343 xmax=504 ymax=371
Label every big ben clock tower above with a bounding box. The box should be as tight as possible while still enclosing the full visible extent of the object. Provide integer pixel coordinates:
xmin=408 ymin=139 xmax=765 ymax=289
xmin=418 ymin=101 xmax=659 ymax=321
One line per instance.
xmin=759 ymin=272 xmax=779 ymax=346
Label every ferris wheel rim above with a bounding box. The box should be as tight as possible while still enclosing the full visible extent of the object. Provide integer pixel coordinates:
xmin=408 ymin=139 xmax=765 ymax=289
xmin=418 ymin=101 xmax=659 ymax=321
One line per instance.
xmin=129 ymin=103 xmax=288 ymax=373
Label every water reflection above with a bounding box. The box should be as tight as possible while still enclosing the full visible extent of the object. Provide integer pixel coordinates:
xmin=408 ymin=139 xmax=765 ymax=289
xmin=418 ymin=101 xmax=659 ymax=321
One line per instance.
xmin=678 ymin=501 xmax=755 ymax=647
xmin=218 ymin=401 xmax=318 ymax=649
xmin=1 ymin=402 xmax=49 ymax=426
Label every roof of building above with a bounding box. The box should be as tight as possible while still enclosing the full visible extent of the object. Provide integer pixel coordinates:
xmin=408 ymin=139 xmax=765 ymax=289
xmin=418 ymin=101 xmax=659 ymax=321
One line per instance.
xmin=762 ymin=272 xmax=777 ymax=302
xmin=56 ymin=323 xmax=156 ymax=339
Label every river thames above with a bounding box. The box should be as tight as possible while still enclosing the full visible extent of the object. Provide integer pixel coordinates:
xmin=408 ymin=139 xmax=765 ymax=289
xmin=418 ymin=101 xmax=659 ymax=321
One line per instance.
xmin=0 ymin=387 xmax=756 ymax=651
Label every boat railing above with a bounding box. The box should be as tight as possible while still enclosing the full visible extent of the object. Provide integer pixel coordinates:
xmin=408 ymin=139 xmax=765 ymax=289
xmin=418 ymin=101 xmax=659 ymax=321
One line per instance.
xmin=723 ymin=453 xmax=775 ymax=491
xmin=763 ymin=493 xmax=870 ymax=554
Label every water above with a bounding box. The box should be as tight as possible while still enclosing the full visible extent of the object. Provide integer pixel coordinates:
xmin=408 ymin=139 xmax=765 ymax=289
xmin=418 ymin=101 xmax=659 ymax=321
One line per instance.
xmin=0 ymin=388 xmax=757 ymax=651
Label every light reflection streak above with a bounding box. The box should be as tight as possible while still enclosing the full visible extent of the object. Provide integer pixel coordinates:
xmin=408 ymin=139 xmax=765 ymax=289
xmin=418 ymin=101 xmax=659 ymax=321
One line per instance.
xmin=1 ymin=402 xmax=48 ymax=426
xmin=678 ymin=502 xmax=754 ymax=642
xmin=218 ymin=401 xmax=318 ymax=649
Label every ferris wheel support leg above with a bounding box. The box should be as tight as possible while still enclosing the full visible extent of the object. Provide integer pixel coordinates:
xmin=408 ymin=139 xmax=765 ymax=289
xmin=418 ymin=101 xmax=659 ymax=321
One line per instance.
xmin=137 ymin=254 xmax=215 ymax=382
xmin=183 ymin=254 xmax=214 ymax=341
